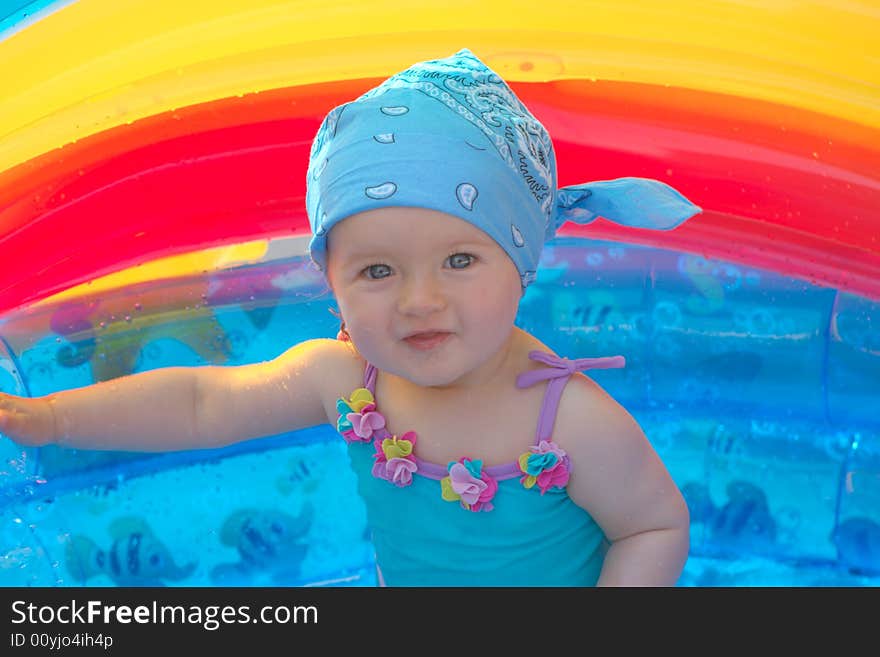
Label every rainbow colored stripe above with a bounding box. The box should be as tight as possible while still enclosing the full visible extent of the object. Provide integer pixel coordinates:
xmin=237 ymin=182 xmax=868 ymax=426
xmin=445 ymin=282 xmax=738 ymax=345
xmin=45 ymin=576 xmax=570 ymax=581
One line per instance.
xmin=1 ymin=0 xmax=878 ymax=313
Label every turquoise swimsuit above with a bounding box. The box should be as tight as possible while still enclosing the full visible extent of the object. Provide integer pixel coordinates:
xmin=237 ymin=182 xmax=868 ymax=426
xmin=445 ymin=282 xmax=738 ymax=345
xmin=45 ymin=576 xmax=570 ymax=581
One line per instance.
xmin=335 ymin=349 xmax=626 ymax=586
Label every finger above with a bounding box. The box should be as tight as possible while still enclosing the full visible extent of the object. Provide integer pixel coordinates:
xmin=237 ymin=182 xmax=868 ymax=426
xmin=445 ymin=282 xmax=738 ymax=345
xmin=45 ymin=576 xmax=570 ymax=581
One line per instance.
xmin=0 ymin=409 xmax=13 ymax=437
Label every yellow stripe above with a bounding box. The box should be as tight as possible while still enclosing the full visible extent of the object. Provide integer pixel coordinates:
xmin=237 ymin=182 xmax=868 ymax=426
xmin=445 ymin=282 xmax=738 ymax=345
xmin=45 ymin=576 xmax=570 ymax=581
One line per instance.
xmin=32 ymin=240 xmax=269 ymax=307
xmin=1 ymin=0 xmax=877 ymax=172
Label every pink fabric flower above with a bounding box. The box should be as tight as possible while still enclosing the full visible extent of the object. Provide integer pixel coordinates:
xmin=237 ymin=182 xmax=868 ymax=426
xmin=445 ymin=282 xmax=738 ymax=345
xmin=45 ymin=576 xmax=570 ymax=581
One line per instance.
xmin=535 ymin=461 xmax=570 ymax=494
xmin=518 ymin=440 xmax=571 ymax=494
xmin=384 ymin=457 xmax=418 ymax=486
xmin=472 ymin=474 xmax=498 ymax=512
xmin=534 ymin=439 xmax=566 ymax=462
xmin=371 ymin=431 xmax=418 ymax=487
xmin=371 ymin=440 xmax=388 ymax=478
xmin=448 ymin=462 xmax=487 ymax=505
xmin=447 ymin=460 xmax=498 ymax=512
xmin=348 ymin=408 xmax=385 ymax=440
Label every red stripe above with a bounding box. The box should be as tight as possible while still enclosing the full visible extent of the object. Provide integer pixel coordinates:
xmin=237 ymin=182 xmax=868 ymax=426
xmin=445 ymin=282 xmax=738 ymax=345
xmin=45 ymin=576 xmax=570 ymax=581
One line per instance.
xmin=1 ymin=79 xmax=877 ymax=313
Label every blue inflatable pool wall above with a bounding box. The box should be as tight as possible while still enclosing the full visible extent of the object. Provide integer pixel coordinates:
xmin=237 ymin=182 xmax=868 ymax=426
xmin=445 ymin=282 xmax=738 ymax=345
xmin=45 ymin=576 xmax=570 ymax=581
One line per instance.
xmin=0 ymin=237 xmax=878 ymax=586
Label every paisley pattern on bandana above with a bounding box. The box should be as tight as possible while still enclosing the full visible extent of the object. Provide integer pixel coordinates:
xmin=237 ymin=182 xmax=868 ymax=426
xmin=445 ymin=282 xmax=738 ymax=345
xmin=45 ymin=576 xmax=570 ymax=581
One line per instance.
xmin=357 ymin=49 xmax=555 ymax=221
xmin=306 ymin=47 xmax=701 ymax=284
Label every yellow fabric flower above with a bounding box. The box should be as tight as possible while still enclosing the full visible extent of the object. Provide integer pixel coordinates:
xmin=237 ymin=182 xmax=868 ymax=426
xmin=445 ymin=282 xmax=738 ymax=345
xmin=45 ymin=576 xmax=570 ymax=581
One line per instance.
xmin=382 ymin=435 xmax=414 ymax=460
xmin=517 ymin=453 xmax=537 ymax=488
xmin=440 ymin=477 xmax=460 ymax=502
xmin=345 ymin=388 xmax=375 ymax=413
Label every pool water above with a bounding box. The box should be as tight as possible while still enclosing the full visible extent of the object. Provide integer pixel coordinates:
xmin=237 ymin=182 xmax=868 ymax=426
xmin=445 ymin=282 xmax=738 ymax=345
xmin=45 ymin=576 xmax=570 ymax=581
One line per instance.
xmin=1 ymin=238 xmax=878 ymax=586
xmin=3 ymin=420 xmax=878 ymax=587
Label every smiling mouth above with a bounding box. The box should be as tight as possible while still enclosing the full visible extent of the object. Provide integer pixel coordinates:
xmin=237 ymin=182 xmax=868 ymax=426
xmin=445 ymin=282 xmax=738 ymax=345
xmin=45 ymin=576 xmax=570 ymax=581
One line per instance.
xmin=402 ymin=331 xmax=452 ymax=350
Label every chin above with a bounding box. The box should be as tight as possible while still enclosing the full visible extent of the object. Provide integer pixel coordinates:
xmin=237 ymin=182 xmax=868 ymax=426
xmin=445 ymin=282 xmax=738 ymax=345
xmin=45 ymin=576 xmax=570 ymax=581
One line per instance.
xmin=408 ymin=369 xmax=465 ymax=389
xmin=371 ymin=347 xmax=470 ymax=388
xmin=386 ymin=360 xmax=464 ymax=388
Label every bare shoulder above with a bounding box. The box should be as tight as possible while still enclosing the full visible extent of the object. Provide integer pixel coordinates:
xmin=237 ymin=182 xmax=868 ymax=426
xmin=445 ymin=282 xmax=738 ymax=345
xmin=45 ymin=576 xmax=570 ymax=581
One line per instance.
xmin=271 ymin=338 xmax=365 ymax=408
xmin=513 ymin=329 xmax=647 ymax=455
xmin=553 ymin=372 xmax=660 ymax=500
xmin=553 ymin=372 xmax=688 ymax=541
xmin=553 ymin=373 xmax=644 ymax=455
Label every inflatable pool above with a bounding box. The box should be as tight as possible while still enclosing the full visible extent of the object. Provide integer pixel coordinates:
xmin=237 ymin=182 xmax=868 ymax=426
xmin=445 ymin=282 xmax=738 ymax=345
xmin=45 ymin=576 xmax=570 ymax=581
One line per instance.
xmin=1 ymin=0 xmax=878 ymax=586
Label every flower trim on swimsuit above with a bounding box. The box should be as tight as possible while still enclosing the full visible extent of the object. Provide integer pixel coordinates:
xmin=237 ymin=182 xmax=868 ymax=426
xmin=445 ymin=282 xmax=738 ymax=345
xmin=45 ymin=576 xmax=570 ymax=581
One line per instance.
xmin=372 ymin=431 xmax=419 ymax=487
xmin=337 ymin=388 xmax=420 ymax=486
xmin=517 ymin=440 xmax=571 ymax=494
xmin=440 ymin=458 xmax=499 ymax=512
xmin=335 ymin=387 xmax=564 ymax=510
xmin=336 ymin=388 xmax=385 ymax=443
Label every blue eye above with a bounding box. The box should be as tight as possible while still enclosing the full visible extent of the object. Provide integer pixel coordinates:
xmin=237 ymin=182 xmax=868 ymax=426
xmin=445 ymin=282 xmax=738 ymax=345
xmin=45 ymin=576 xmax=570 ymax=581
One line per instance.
xmin=363 ymin=264 xmax=392 ymax=279
xmin=447 ymin=253 xmax=474 ymax=269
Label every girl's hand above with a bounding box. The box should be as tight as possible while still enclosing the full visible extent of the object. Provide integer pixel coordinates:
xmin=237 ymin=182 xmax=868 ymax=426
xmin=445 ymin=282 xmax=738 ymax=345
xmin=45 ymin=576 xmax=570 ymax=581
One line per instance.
xmin=0 ymin=392 xmax=55 ymax=447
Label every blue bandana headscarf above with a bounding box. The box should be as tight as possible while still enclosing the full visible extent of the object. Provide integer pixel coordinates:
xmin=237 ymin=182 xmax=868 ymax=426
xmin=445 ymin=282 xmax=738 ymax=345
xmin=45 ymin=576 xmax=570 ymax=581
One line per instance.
xmin=306 ymin=48 xmax=701 ymax=287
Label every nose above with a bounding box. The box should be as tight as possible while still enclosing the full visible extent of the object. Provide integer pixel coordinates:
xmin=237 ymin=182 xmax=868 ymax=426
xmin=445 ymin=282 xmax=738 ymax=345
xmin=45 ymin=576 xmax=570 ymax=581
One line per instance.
xmin=396 ymin=272 xmax=447 ymax=317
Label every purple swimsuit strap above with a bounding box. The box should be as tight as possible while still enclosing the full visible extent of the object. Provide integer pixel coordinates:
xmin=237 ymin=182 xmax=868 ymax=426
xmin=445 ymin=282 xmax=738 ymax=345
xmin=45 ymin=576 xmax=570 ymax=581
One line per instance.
xmin=365 ymin=351 xmax=626 ymax=445
xmin=364 ymin=361 xmax=378 ymax=392
xmin=516 ymin=350 xmax=626 ymax=444
xmin=360 ymin=351 xmax=624 ymax=479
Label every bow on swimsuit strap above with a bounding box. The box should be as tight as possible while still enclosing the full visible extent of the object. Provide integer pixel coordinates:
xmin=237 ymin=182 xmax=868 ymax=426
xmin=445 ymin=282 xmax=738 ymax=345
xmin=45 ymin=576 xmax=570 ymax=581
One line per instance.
xmin=515 ymin=350 xmax=626 ymax=388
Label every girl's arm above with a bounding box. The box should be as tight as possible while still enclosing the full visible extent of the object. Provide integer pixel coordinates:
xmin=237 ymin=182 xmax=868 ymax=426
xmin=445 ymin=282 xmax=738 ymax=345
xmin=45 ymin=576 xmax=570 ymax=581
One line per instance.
xmin=196 ymin=337 xmax=351 ymax=447
xmin=0 ymin=338 xmax=348 ymax=452
xmin=558 ymin=376 xmax=691 ymax=586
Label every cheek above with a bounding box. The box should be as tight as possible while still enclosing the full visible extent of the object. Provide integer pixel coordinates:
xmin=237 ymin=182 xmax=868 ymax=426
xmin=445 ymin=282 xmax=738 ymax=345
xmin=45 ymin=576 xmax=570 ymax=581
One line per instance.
xmin=470 ymin=277 xmax=520 ymax=322
xmin=336 ymin=293 xmax=387 ymax=337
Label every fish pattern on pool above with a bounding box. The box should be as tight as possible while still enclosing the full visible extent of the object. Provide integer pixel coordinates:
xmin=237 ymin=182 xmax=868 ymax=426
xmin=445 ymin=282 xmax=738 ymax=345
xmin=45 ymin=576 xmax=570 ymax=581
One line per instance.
xmin=65 ymin=517 xmax=196 ymax=586
xmin=210 ymin=504 xmax=314 ymax=586
xmin=682 ymin=480 xmax=777 ymax=552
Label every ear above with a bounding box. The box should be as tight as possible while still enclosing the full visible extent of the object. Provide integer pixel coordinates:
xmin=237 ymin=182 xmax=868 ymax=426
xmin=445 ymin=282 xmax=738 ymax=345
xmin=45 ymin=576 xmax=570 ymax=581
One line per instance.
xmin=328 ymin=307 xmax=349 ymax=341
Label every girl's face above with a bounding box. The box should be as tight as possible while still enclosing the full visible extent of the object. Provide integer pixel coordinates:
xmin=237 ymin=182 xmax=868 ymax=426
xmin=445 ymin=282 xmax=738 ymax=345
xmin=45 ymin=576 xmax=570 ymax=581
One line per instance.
xmin=326 ymin=207 xmax=522 ymax=389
